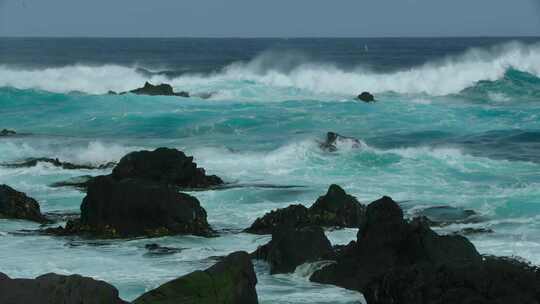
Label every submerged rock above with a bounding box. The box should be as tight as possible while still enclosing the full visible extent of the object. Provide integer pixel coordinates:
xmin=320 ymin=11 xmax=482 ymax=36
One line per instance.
xmin=49 ymin=175 xmax=94 ymax=190
xmin=144 ymin=243 xmax=184 ymax=256
xmin=0 ymin=185 xmax=48 ymax=223
xmin=134 ymin=251 xmax=258 ymax=304
xmin=319 ymin=132 xmax=363 ymax=152
xmin=310 ymin=196 xmax=540 ymax=304
xmin=0 ymin=272 xmax=127 ymax=304
xmin=112 ymin=147 xmax=223 ymax=189
xmin=53 ymin=176 xmax=213 ymax=238
xmin=413 ymin=205 xmax=483 ymax=227
xmin=357 ymin=92 xmax=375 ymax=102
xmin=128 ymin=82 xmax=190 ymax=97
xmin=252 ymin=226 xmax=333 ymax=274
xmin=245 ymin=185 xmax=365 ymax=234
xmin=0 ymin=129 xmax=16 ymax=137
xmin=3 ymin=157 xmax=116 ymax=170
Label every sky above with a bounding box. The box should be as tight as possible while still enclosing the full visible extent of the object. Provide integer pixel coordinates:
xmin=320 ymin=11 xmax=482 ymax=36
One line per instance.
xmin=0 ymin=0 xmax=539 ymax=37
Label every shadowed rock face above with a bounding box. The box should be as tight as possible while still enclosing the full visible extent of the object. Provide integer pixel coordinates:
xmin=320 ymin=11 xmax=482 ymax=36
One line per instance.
xmin=245 ymin=185 xmax=365 ymax=234
xmin=0 ymin=185 xmax=48 ymax=223
xmin=134 ymin=251 xmax=258 ymax=304
xmin=112 ymin=147 xmax=223 ymax=189
xmin=310 ymin=196 xmax=540 ymax=304
xmin=0 ymin=272 xmax=128 ymax=304
xmin=54 ymin=176 xmax=212 ymax=238
xmin=252 ymin=226 xmax=333 ymax=274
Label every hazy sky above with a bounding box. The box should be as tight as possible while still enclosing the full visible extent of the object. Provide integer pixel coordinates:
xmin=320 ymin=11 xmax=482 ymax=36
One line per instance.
xmin=1 ymin=0 xmax=539 ymax=37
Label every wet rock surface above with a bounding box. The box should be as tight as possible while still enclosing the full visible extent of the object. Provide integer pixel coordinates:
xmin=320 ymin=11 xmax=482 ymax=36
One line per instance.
xmin=134 ymin=251 xmax=258 ymax=304
xmin=245 ymin=185 xmax=365 ymax=234
xmin=309 ymin=196 xmax=540 ymax=304
xmin=49 ymin=176 xmax=213 ymax=238
xmin=0 ymin=272 xmax=128 ymax=304
xmin=0 ymin=185 xmax=48 ymax=223
xmin=252 ymin=226 xmax=333 ymax=274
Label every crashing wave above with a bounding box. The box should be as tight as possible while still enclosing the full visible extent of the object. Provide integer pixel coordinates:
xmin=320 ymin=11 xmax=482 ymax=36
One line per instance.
xmin=0 ymin=41 xmax=539 ymax=98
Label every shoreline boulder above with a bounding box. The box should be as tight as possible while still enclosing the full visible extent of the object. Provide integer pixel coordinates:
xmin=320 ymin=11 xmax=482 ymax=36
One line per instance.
xmin=245 ymin=185 xmax=365 ymax=234
xmin=0 ymin=185 xmax=48 ymax=223
xmin=52 ymin=176 xmax=213 ymax=238
xmin=0 ymin=272 xmax=127 ymax=304
xmin=134 ymin=251 xmax=258 ymax=304
xmin=310 ymin=196 xmax=540 ymax=304
xmin=252 ymin=226 xmax=333 ymax=274
xmin=112 ymin=147 xmax=223 ymax=189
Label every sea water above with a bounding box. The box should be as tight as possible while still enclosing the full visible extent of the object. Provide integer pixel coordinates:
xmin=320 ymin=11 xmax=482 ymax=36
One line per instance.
xmin=1 ymin=37 xmax=540 ymax=303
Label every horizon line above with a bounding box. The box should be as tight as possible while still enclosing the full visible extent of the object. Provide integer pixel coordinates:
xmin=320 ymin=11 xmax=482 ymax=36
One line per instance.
xmin=1 ymin=35 xmax=540 ymax=39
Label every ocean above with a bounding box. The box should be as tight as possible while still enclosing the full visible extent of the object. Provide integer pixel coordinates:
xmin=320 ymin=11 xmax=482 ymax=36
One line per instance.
xmin=1 ymin=37 xmax=540 ymax=303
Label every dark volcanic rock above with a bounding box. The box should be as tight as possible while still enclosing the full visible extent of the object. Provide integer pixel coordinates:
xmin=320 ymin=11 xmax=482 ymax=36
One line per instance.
xmin=53 ymin=176 xmax=213 ymax=238
xmin=0 ymin=129 xmax=16 ymax=137
xmin=244 ymin=204 xmax=310 ymax=235
xmin=357 ymin=92 xmax=375 ymax=102
xmin=3 ymin=158 xmax=116 ymax=170
xmin=112 ymin=147 xmax=223 ymax=189
xmin=0 ymin=272 xmax=127 ymax=304
xmin=310 ymin=196 xmax=540 ymax=304
xmin=309 ymin=184 xmax=365 ymax=227
xmin=319 ymin=132 xmax=363 ymax=152
xmin=245 ymin=185 xmax=365 ymax=234
xmin=134 ymin=251 xmax=258 ymax=304
xmin=129 ymin=82 xmax=190 ymax=97
xmin=363 ymin=256 xmax=540 ymax=304
xmin=0 ymin=185 xmax=48 ymax=223
xmin=252 ymin=226 xmax=333 ymax=274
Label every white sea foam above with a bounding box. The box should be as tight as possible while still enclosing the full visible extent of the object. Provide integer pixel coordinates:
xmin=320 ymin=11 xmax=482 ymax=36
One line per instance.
xmin=0 ymin=42 xmax=539 ymax=97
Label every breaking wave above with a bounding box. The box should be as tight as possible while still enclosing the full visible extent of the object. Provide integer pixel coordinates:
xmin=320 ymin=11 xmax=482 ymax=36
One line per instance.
xmin=0 ymin=41 xmax=539 ymax=97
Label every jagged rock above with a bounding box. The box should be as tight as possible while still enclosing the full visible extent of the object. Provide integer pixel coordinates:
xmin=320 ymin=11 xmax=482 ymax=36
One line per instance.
xmin=252 ymin=226 xmax=333 ymax=274
xmin=0 ymin=272 xmax=127 ymax=304
xmin=319 ymin=132 xmax=362 ymax=152
xmin=112 ymin=147 xmax=223 ymax=189
xmin=49 ymin=176 xmax=213 ymax=238
xmin=245 ymin=185 xmax=365 ymax=234
xmin=2 ymin=158 xmax=116 ymax=170
xmin=134 ymin=251 xmax=258 ymax=304
xmin=0 ymin=185 xmax=48 ymax=223
xmin=310 ymin=196 xmax=540 ymax=304
xmin=309 ymin=184 xmax=366 ymax=227
xmin=128 ymin=82 xmax=190 ymax=97
xmin=244 ymin=204 xmax=309 ymax=235
xmin=357 ymin=92 xmax=375 ymax=102
xmin=0 ymin=129 xmax=16 ymax=137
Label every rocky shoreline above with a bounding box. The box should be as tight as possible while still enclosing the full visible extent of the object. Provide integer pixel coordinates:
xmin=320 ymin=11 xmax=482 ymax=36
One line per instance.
xmin=1 ymin=145 xmax=538 ymax=303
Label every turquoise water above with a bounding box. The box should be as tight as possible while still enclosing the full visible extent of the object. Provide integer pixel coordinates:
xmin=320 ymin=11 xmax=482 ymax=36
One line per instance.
xmin=1 ymin=38 xmax=540 ymax=303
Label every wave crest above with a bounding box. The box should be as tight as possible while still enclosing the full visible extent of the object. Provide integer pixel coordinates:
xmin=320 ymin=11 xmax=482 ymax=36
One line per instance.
xmin=0 ymin=41 xmax=539 ymax=97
